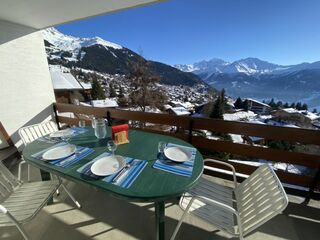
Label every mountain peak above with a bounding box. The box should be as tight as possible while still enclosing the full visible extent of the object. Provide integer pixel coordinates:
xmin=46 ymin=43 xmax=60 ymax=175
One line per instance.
xmin=42 ymin=27 xmax=123 ymax=53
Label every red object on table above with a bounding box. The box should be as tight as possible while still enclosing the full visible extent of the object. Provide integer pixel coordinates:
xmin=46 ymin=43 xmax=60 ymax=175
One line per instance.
xmin=111 ymin=124 xmax=129 ymax=144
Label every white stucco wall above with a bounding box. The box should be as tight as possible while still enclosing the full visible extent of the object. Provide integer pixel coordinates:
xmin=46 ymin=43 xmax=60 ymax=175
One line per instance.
xmin=0 ymin=20 xmax=55 ymax=146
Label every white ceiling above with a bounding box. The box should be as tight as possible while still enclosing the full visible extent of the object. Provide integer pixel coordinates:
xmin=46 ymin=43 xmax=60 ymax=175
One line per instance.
xmin=0 ymin=0 xmax=163 ymax=29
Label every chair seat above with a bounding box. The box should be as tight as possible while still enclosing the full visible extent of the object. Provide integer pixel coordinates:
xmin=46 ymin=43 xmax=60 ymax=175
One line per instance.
xmin=0 ymin=180 xmax=60 ymax=226
xmin=180 ymin=177 xmax=237 ymax=235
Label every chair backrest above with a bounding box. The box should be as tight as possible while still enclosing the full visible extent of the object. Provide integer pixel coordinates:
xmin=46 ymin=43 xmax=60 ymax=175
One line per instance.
xmin=234 ymin=164 xmax=288 ymax=236
xmin=0 ymin=161 xmax=20 ymax=203
xmin=18 ymin=121 xmax=58 ymax=146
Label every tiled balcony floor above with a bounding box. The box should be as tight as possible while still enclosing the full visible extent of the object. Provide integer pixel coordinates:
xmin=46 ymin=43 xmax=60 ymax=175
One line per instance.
xmin=1 ymin=165 xmax=319 ymax=240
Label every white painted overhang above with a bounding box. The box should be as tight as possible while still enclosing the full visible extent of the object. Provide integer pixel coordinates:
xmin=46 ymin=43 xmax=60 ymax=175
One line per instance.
xmin=0 ymin=0 xmax=164 ymax=30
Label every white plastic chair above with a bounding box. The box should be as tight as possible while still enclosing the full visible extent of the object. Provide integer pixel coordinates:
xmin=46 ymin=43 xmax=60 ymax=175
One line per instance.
xmin=0 ymin=161 xmax=80 ymax=240
xmin=18 ymin=121 xmax=58 ymax=182
xmin=171 ymin=159 xmax=288 ymax=240
xmin=18 ymin=121 xmax=78 ymax=199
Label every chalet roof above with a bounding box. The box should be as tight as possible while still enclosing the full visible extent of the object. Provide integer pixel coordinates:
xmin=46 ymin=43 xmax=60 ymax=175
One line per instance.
xmin=170 ymin=107 xmax=190 ymax=116
xmin=50 ymin=70 xmax=82 ymax=90
xmin=91 ymin=99 xmax=118 ymax=108
xmin=50 ymin=68 xmax=91 ymax=90
xmin=246 ymin=98 xmax=271 ymax=108
xmin=223 ymin=111 xmax=256 ymax=121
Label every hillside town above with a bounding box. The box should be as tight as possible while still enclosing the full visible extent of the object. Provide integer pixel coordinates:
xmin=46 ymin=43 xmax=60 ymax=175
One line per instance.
xmin=50 ymin=65 xmax=320 ymax=132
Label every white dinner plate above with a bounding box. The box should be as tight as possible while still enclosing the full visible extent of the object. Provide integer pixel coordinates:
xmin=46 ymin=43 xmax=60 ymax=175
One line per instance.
xmin=164 ymin=146 xmax=192 ymax=162
xmin=42 ymin=144 xmax=77 ymax=161
xmin=49 ymin=129 xmax=74 ymax=138
xmin=90 ymin=155 xmax=126 ymax=176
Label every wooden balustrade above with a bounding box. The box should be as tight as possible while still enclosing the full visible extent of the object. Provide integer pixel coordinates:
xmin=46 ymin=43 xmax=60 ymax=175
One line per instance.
xmin=54 ymin=103 xmax=320 ymax=200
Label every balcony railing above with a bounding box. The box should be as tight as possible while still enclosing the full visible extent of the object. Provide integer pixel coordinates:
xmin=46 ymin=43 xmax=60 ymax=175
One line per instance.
xmin=54 ymin=103 xmax=320 ymax=201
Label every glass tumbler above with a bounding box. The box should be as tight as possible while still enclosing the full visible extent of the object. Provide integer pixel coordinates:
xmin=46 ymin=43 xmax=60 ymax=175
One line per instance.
xmin=94 ymin=119 xmax=107 ymax=139
xmin=78 ymin=120 xmax=86 ymax=128
xmin=158 ymin=141 xmax=167 ymax=154
xmin=91 ymin=116 xmax=97 ymax=128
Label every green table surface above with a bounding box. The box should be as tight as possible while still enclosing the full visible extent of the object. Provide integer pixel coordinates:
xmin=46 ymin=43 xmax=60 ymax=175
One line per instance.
xmin=22 ymin=127 xmax=204 ymax=202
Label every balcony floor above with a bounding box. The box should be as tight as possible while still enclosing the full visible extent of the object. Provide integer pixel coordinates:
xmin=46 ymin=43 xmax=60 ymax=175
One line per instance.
xmin=1 ymin=165 xmax=320 ymax=240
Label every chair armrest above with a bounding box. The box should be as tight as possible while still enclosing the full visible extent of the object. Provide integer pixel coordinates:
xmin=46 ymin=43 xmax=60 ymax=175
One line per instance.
xmin=0 ymin=204 xmax=8 ymax=214
xmin=204 ymin=159 xmax=237 ymax=188
xmin=18 ymin=159 xmax=27 ymax=181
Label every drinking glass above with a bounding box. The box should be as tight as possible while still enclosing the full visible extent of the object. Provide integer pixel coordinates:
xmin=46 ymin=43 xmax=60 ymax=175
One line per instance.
xmin=91 ymin=116 xmax=96 ymax=128
xmin=107 ymin=140 xmax=117 ymax=156
xmin=158 ymin=141 xmax=167 ymax=154
xmin=94 ymin=119 xmax=107 ymax=139
xmin=78 ymin=120 xmax=86 ymax=128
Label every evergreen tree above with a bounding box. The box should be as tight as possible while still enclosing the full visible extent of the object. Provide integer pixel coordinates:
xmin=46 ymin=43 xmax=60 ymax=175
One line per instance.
xmin=283 ymin=102 xmax=289 ymax=108
xmin=234 ymin=97 xmax=243 ymax=109
xmin=290 ymin=102 xmax=296 ymax=108
xmin=210 ymin=96 xmax=223 ymax=119
xmin=117 ymin=86 xmax=128 ymax=107
xmin=243 ymin=99 xmax=249 ymax=111
xmin=210 ymin=89 xmax=227 ymax=119
xmin=296 ymin=102 xmax=302 ymax=110
xmin=313 ymin=108 xmax=317 ymax=113
xmin=109 ymin=83 xmax=117 ymax=98
xmin=269 ymin=98 xmax=276 ymax=108
xmin=118 ymin=86 xmax=125 ymax=98
xmin=91 ymin=78 xmax=105 ymax=100
xmin=301 ymin=103 xmax=308 ymax=110
xmin=276 ymin=101 xmax=283 ymax=109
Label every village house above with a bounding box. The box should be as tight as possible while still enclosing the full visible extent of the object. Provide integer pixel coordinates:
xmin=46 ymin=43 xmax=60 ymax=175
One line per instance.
xmin=272 ymin=108 xmax=320 ymax=128
xmin=246 ymin=98 xmax=272 ymax=114
xmin=50 ymin=66 xmax=92 ymax=104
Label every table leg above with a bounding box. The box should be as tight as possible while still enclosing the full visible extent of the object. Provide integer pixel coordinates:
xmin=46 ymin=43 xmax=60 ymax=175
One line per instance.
xmin=155 ymin=201 xmax=165 ymax=240
xmin=40 ymin=169 xmax=53 ymax=204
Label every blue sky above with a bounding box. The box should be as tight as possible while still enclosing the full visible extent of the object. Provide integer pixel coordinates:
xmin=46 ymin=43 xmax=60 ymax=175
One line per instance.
xmin=57 ymin=0 xmax=320 ymax=66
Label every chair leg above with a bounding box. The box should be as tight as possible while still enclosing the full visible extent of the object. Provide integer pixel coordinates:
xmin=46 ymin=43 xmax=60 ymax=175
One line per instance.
xmin=60 ymin=184 xmax=81 ymax=208
xmin=170 ymin=197 xmax=195 ymax=240
xmin=50 ymin=174 xmax=60 ymax=196
xmin=27 ymin=164 xmax=30 ymax=182
xmin=5 ymin=211 xmax=30 ymax=240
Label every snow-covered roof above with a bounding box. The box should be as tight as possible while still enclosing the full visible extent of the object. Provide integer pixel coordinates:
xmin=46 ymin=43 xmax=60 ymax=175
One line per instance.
xmin=80 ymin=82 xmax=92 ymax=90
xmin=50 ymin=67 xmax=91 ymax=90
xmin=223 ymin=111 xmax=256 ymax=121
xmin=247 ymin=119 xmax=266 ymax=125
xmin=163 ymin=104 xmax=172 ymax=110
xmin=91 ymin=99 xmax=118 ymax=108
xmin=265 ymin=119 xmax=300 ymax=128
xmin=282 ymin=108 xmax=298 ymax=113
xmin=246 ymin=98 xmax=271 ymax=108
xmin=280 ymin=108 xmax=319 ymax=121
xmin=170 ymin=107 xmax=190 ymax=116
xmin=229 ymin=134 xmax=243 ymax=143
xmin=122 ymin=106 xmax=161 ymax=113
xmin=79 ymin=102 xmax=91 ymax=107
xmin=50 ymin=70 xmax=82 ymax=90
xmin=0 ymin=0 xmax=162 ymax=30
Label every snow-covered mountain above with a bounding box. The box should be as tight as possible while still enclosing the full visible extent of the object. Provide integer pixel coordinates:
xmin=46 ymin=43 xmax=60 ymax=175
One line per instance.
xmin=176 ymin=57 xmax=320 ymax=110
xmin=43 ymin=28 xmax=204 ymax=86
xmin=175 ymin=57 xmax=320 ymax=77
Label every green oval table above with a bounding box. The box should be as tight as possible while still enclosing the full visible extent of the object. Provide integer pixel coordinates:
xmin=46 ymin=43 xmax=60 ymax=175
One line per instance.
xmin=22 ymin=128 xmax=204 ymax=240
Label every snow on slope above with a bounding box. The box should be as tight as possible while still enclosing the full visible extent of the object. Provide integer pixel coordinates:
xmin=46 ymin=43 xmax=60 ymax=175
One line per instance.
xmin=175 ymin=57 xmax=294 ymax=76
xmin=43 ymin=28 xmax=122 ymax=59
xmin=43 ymin=27 xmax=122 ymax=50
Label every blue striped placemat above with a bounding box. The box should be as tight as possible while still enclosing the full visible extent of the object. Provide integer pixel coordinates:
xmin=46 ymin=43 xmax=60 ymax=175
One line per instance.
xmin=31 ymin=142 xmax=94 ymax=168
xmin=37 ymin=127 xmax=88 ymax=144
xmin=153 ymin=143 xmax=196 ymax=177
xmin=71 ymin=127 xmax=88 ymax=136
xmin=77 ymin=152 xmax=148 ymax=189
